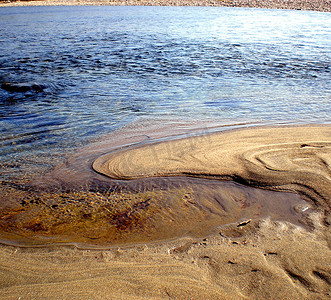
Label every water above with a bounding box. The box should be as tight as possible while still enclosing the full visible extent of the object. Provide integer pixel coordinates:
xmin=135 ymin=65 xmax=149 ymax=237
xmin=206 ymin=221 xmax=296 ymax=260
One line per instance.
xmin=0 ymin=5 xmax=330 ymax=175
xmin=0 ymin=5 xmax=330 ymax=246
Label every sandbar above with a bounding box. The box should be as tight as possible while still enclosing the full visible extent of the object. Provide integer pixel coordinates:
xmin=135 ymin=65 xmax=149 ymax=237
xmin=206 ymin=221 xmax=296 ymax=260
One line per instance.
xmin=93 ymin=125 xmax=331 ymax=211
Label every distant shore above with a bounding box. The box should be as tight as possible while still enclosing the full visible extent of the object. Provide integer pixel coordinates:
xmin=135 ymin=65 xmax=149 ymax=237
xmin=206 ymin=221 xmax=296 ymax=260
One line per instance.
xmin=0 ymin=0 xmax=330 ymax=12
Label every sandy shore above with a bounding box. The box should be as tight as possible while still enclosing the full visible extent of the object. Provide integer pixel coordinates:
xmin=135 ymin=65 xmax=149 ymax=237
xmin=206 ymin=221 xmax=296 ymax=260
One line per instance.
xmin=0 ymin=1 xmax=330 ymax=296
xmin=0 ymin=123 xmax=330 ymax=298
xmin=0 ymin=217 xmax=330 ymax=299
xmin=0 ymin=0 xmax=330 ymax=12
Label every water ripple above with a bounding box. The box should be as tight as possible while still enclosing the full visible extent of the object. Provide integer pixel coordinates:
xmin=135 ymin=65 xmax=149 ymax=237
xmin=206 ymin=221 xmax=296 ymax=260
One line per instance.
xmin=0 ymin=6 xmax=330 ymax=177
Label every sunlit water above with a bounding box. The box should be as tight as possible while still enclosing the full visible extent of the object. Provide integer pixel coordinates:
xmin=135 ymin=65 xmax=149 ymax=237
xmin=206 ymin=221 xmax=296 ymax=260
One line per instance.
xmin=0 ymin=5 xmax=330 ymax=246
xmin=0 ymin=5 xmax=330 ymax=177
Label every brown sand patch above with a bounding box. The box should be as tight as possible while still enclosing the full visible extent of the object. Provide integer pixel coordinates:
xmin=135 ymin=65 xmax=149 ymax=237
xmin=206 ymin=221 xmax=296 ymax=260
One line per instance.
xmin=0 ymin=217 xmax=329 ymax=299
xmin=0 ymin=177 xmax=310 ymax=247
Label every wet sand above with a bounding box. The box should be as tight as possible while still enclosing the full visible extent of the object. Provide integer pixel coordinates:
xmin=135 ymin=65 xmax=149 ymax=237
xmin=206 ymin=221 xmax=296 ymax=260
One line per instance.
xmin=0 ymin=123 xmax=330 ymax=298
xmin=2 ymin=122 xmax=325 ymax=246
xmin=94 ymin=125 xmax=331 ymax=210
xmin=0 ymin=177 xmax=313 ymax=247
xmin=0 ymin=0 xmax=330 ymax=12
xmin=0 ymin=217 xmax=330 ymax=299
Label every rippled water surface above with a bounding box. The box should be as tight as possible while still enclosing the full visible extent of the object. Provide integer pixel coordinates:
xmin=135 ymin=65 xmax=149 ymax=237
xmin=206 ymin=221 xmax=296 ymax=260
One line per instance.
xmin=0 ymin=6 xmax=330 ymax=176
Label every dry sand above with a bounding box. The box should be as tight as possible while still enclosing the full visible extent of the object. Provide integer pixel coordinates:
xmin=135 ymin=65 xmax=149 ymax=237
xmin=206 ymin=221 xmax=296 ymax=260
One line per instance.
xmin=0 ymin=0 xmax=330 ymax=12
xmin=0 ymin=123 xmax=330 ymax=298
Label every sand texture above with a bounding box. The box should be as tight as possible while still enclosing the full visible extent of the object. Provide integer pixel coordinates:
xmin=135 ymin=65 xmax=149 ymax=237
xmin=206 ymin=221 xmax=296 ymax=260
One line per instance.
xmin=94 ymin=125 xmax=331 ymax=211
xmin=0 ymin=123 xmax=330 ymax=298
xmin=0 ymin=217 xmax=330 ymax=299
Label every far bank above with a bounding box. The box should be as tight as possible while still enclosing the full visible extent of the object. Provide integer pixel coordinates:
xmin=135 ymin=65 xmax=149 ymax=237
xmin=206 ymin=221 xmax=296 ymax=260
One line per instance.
xmin=0 ymin=0 xmax=330 ymax=12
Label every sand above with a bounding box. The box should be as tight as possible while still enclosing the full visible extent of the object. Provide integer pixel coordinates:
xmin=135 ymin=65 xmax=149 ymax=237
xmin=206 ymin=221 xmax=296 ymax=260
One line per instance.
xmin=0 ymin=123 xmax=330 ymax=298
xmin=93 ymin=125 xmax=331 ymax=210
xmin=0 ymin=1 xmax=330 ymax=297
xmin=0 ymin=217 xmax=330 ymax=299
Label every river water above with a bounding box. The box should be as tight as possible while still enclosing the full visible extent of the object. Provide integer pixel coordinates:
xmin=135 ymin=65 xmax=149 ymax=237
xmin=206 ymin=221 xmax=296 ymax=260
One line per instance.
xmin=1 ymin=6 xmax=330 ymax=177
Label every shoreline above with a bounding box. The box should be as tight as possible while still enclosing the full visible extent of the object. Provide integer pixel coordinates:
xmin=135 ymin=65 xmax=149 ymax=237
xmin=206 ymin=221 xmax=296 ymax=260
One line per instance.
xmin=0 ymin=123 xmax=330 ymax=247
xmin=0 ymin=123 xmax=330 ymax=298
xmin=0 ymin=0 xmax=330 ymax=293
xmin=0 ymin=0 xmax=330 ymax=12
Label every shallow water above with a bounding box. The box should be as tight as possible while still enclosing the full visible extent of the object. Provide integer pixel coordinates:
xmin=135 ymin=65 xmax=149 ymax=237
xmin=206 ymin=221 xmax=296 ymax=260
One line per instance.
xmin=0 ymin=6 xmax=330 ymax=246
xmin=0 ymin=6 xmax=330 ymax=177
xmin=0 ymin=120 xmax=320 ymax=247
xmin=0 ymin=121 xmax=316 ymax=247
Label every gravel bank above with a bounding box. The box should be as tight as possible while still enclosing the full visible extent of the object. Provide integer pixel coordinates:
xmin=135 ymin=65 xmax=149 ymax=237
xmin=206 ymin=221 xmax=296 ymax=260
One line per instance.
xmin=0 ymin=0 xmax=330 ymax=12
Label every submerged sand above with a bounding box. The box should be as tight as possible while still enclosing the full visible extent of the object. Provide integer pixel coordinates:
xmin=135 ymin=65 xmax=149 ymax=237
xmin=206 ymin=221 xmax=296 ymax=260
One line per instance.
xmin=0 ymin=123 xmax=330 ymax=298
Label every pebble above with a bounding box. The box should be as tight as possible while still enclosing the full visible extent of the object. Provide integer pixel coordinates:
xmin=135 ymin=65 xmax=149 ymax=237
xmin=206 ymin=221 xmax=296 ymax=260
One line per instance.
xmin=0 ymin=0 xmax=330 ymax=12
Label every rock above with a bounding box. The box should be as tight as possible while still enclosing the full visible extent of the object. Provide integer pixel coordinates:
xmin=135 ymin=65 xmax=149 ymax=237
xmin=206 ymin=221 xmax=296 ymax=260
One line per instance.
xmin=1 ymin=82 xmax=47 ymax=93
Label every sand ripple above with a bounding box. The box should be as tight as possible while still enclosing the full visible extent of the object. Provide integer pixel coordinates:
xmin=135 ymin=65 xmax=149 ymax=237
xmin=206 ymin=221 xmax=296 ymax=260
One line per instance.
xmin=93 ymin=125 xmax=331 ymax=210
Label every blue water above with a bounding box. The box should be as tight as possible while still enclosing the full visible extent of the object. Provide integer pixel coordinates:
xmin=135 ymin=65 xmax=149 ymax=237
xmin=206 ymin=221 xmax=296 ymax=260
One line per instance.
xmin=0 ymin=6 xmax=330 ymax=176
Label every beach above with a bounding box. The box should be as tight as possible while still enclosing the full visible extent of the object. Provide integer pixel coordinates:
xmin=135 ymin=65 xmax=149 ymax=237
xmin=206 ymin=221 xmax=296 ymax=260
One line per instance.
xmin=0 ymin=123 xmax=330 ymax=298
xmin=0 ymin=218 xmax=330 ymax=299
xmin=0 ymin=1 xmax=330 ymax=298
xmin=0 ymin=0 xmax=330 ymax=12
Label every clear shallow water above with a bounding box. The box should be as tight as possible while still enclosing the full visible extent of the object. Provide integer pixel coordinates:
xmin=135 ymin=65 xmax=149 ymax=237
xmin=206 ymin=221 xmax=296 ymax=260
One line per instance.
xmin=0 ymin=6 xmax=330 ymax=176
